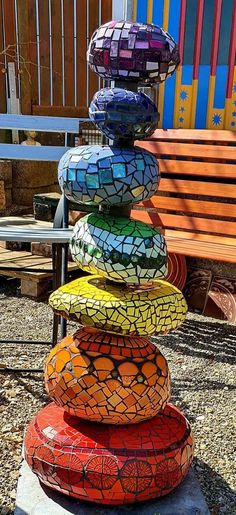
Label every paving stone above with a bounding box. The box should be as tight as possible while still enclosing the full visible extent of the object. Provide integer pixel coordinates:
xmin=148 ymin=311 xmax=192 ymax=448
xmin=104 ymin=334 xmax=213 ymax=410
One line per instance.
xmin=15 ymin=460 xmax=209 ymax=515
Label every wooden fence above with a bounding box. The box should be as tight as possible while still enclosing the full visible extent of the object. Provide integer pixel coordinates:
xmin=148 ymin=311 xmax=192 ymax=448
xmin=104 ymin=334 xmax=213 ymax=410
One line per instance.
xmin=0 ymin=0 xmax=112 ymax=116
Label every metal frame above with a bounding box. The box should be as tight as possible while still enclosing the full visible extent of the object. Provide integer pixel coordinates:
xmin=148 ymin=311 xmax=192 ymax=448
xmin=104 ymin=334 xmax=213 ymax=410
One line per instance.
xmin=0 ymin=195 xmax=70 ymax=374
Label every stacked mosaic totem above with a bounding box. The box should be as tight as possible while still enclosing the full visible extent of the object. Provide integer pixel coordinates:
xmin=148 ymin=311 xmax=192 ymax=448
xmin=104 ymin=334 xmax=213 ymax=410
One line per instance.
xmin=24 ymin=21 xmax=193 ymax=505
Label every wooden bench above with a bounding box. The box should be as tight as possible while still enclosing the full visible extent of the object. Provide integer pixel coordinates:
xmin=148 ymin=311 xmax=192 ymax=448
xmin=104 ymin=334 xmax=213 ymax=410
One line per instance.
xmin=132 ymin=129 xmax=236 ymax=264
xmin=0 ymin=113 xmax=87 ymax=296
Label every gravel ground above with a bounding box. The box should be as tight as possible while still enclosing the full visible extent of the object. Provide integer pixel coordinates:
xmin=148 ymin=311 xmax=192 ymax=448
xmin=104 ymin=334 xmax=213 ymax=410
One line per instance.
xmin=0 ymin=278 xmax=235 ymax=515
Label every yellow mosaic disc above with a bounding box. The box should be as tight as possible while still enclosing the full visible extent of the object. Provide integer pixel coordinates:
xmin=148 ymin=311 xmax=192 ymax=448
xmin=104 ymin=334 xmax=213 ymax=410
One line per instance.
xmin=49 ymin=275 xmax=187 ymax=336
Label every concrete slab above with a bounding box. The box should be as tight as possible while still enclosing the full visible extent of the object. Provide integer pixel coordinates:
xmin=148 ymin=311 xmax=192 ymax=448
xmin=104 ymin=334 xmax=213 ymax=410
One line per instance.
xmin=15 ymin=460 xmax=210 ymax=515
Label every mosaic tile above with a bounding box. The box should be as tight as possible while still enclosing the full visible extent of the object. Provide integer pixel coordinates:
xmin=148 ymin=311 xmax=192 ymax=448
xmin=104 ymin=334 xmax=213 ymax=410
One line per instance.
xmin=49 ymin=275 xmax=188 ymax=336
xmin=24 ymin=402 xmax=193 ymax=504
xmin=87 ymin=21 xmax=180 ymax=85
xmin=203 ymin=276 xmax=236 ymax=323
xmin=58 ymin=145 xmax=159 ymax=207
xmin=184 ymin=268 xmax=212 ymax=314
xmin=45 ymin=328 xmax=170 ymax=423
xmin=70 ymin=213 xmax=167 ymax=284
xmin=89 ymin=88 xmax=159 ymax=141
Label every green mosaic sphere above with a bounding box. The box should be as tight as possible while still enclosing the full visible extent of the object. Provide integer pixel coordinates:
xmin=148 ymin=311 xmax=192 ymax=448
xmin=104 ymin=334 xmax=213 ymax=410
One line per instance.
xmin=70 ymin=213 xmax=167 ymax=284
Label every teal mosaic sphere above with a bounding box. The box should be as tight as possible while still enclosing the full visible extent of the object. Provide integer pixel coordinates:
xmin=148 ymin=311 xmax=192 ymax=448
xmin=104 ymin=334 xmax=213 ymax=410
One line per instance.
xmin=58 ymin=145 xmax=159 ymax=206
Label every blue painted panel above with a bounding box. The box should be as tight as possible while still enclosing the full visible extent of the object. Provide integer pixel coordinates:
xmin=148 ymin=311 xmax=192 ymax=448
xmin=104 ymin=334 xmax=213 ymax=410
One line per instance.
xmin=152 ymin=0 xmax=164 ymax=26
xmin=136 ymin=0 xmax=148 ymax=22
xmin=214 ymin=65 xmax=228 ymax=109
xmin=168 ymin=0 xmax=181 ymax=41
xmin=181 ymin=66 xmax=193 ymax=86
xmin=163 ymin=75 xmax=176 ymax=128
xmin=195 ymin=65 xmax=210 ymax=128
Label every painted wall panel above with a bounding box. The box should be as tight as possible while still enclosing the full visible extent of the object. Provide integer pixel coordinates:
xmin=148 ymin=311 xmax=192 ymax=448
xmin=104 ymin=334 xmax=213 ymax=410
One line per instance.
xmin=134 ymin=0 xmax=236 ymax=130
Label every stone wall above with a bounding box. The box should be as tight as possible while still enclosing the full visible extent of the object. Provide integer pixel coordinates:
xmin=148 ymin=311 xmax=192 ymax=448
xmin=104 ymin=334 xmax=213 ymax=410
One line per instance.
xmin=0 ymin=160 xmax=12 ymax=211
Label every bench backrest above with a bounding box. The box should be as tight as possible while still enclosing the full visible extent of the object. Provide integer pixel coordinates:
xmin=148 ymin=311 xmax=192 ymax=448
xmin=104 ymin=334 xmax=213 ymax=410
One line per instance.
xmin=132 ymin=130 xmax=236 ymax=241
xmin=0 ymin=114 xmax=89 ymax=161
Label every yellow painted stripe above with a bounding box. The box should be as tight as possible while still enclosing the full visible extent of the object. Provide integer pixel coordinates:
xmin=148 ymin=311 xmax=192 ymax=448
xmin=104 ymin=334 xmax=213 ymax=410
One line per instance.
xmin=190 ymin=79 xmax=198 ymax=128
xmin=163 ymin=0 xmax=170 ymax=30
xmin=132 ymin=0 xmax=137 ymax=21
xmin=147 ymin=0 xmax=153 ymax=23
xmin=206 ymin=75 xmax=216 ymax=128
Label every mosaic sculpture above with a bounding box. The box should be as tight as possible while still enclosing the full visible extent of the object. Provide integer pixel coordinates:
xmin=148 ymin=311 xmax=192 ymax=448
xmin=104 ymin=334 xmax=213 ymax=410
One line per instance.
xmin=24 ymin=20 xmax=193 ymax=506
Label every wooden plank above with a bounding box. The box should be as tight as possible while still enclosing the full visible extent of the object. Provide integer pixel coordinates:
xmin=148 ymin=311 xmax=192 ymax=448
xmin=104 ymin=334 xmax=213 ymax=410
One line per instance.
xmin=141 ymin=196 xmax=236 ymax=218
xmin=149 ymin=129 xmax=236 ymax=144
xmin=76 ymin=0 xmax=87 ymax=110
xmin=154 ymin=213 xmax=236 ymax=236
xmin=131 ymin=209 xmax=236 ymax=236
xmin=32 ymin=105 xmax=88 ymax=117
xmin=63 ymin=0 xmax=74 ymax=106
xmin=158 ymin=159 xmax=236 ymax=179
xmin=38 ymin=0 xmax=50 ymax=105
xmin=0 ymin=248 xmax=77 ymax=280
xmin=28 ymin=0 xmax=38 ymax=107
xmin=158 ymin=178 xmax=236 ymax=199
xmin=101 ymin=0 xmax=112 ymax=23
xmin=89 ymin=0 xmax=99 ymax=102
xmin=137 ymin=141 xmax=236 ymax=161
xmin=0 ymin=144 xmax=69 ymax=161
xmin=165 ymin=237 xmax=236 ymax=263
xmin=18 ymin=0 xmax=32 ymax=113
xmin=2 ymin=0 xmax=17 ymax=73
xmin=0 ymin=2 xmax=6 ymax=113
xmin=51 ymin=0 xmax=63 ymax=106
xmin=0 ymin=114 xmax=81 ymax=132
xmin=165 ymin=229 xmax=236 ymax=247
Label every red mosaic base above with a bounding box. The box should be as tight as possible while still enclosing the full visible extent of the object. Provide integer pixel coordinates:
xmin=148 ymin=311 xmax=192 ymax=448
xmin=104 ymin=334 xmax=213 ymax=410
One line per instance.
xmin=24 ymin=402 xmax=193 ymax=505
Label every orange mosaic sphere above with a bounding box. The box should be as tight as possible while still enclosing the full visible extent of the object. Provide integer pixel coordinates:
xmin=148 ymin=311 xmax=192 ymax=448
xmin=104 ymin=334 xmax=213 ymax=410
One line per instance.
xmin=44 ymin=328 xmax=170 ymax=424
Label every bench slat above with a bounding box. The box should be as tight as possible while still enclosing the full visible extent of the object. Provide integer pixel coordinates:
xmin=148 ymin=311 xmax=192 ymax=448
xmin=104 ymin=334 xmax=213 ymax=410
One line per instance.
xmin=166 ymin=236 xmax=236 ymax=263
xmin=137 ymin=141 xmax=236 ymax=161
xmin=0 ymin=114 xmax=89 ymax=132
xmin=131 ymin=209 xmax=236 ymax=236
xmin=165 ymin=229 xmax=236 ymax=247
xmin=158 ymin=159 xmax=236 ymax=179
xmin=141 ymin=197 xmax=236 ymax=218
xmin=159 ymin=178 xmax=236 ymax=199
xmin=149 ymin=129 xmax=236 ymax=144
xmin=158 ymin=213 xmax=236 ymax=236
xmin=0 ymin=144 xmax=69 ymax=161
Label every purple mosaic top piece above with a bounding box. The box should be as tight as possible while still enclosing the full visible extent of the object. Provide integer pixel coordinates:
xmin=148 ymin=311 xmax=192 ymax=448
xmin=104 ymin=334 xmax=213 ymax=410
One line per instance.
xmin=87 ymin=20 xmax=180 ymax=84
xmin=89 ymin=87 xmax=159 ymax=141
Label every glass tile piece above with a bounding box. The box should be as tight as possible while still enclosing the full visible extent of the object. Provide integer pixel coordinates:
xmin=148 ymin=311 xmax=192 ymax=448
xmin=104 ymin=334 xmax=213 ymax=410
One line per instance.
xmin=100 ymin=168 xmax=113 ymax=184
xmin=112 ymin=163 xmax=126 ymax=178
xmin=86 ymin=174 xmax=100 ymax=189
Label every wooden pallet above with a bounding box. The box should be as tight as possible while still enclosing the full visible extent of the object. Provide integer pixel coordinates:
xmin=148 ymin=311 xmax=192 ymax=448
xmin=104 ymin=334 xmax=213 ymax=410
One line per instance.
xmin=0 ymin=248 xmax=77 ymax=298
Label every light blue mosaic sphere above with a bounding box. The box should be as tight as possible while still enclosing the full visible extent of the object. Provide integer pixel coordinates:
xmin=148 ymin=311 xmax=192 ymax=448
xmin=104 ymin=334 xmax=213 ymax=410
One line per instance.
xmin=89 ymin=88 xmax=159 ymax=140
xmin=58 ymin=145 xmax=159 ymax=207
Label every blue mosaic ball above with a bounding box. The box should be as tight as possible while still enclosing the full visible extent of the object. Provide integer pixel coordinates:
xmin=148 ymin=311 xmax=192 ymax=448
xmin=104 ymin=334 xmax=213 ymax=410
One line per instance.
xmin=89 ymin=88 xmax=159 ymax=140
xmin=58 ymin=145 xmax=159 ymax=207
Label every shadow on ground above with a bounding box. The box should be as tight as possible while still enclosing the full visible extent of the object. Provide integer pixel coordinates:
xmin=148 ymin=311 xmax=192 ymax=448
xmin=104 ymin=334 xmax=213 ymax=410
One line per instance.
xmin=193 ymin=458 xmax=236 ymax=515
xmin=152 ymin=318 xmax=236 ymax=365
